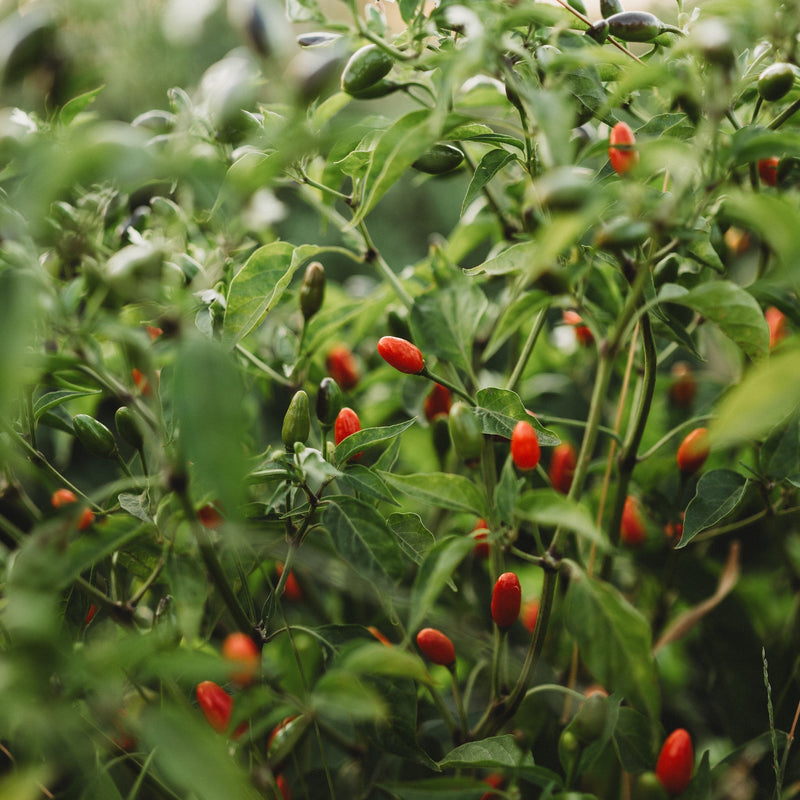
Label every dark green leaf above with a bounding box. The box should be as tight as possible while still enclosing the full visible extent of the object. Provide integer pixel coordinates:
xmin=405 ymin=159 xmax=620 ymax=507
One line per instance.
xmin=658 ymin=281 xmax=769 ymax=360
xmin=681 ymin=750 xmax=711 ymax=800
xmin=761 ymin=415 xmax=799 ymax=481
xmin=565 ymin=565 xmax=660 ymax=718
xmin=334 ymin=418 xmax=416 ymax=463
xmin=439 ymin=735 xmax=535 ymax=769
xmin=461 ymin=149 xmax=516 ymax=215
xmin=379 ymin=471 xmax=488 ymax=517
xmin=324 ymin=496 xmax=406 ymax=586
xmin=341 ymin=642 xmax=429 ymax=682
xmin=678 ymin=470 xmax=748 ymax=548
xmin=388 ymin=512 xmax=435 ymax=564
xmin=340 ymin=464 xmax=399 ymax=505
xmin=613 ymin=707 xmax=657 ymax=773
xmin=474 ymin=388 xmax=560 ymax=444
xmin=33 ymin=389 xmax=101 ymax=420
xmin=410 ymin=283 xmax=488 ymax=378
xmin=59 ymin=85 xmax=104 ymax=126
xmin=408 ymin=535 xmax=476 ymax=633
xmin=516 ymin=489 xmax=608 ymax=550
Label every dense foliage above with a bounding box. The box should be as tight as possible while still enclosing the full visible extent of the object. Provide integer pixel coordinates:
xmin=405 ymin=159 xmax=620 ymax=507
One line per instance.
xmin=2 ymin=0 xmax=800 ymax=797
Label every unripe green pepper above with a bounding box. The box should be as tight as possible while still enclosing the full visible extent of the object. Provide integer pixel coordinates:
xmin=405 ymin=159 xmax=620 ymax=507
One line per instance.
xmin=115 ymin=406 xmax=144 ymax=450
xmin=341 ymin=44 xmax=393 ymax=95
xmin=571 ymin=693 xmax=608 ymax=742
xmin=300 ymin=261 xmax=325 ymax=321
xmin=349 ymin=79 xmax=402 ymax=99
xmin=758 ymin=62 xmax=795 ymax=102
xmin=282 ymin=390 xmax=310 ymax=448
xmin=448 ymin=401 xmax=483 ymax=467
xmin=558 ymin=729 xmax=581 ymax=776
xmin=431 ymin=415 xmax=451 ymax=463
xmin=600 ymin=0 xmax=624 ymax=18
xmin=586 ymin=19 xmax=609 ymax=43
xmin=634 ymin=771 xmax=669 ymax=800
xmin=412 ymin=144 xmax=464 ymax=175
xmin=605 ymin=11 xmax=682 ymax=42
xmin=316 ymin=377 xmax=343 ymax=426
xmin=73 ymin=414 xmax=117 ymax=458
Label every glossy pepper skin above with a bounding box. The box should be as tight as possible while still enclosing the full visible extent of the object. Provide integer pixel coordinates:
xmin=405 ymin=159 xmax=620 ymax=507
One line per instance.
xmin=341 ymin=44 xmax=393 ymax=95
xmin=605 ymin=10 xmax=681 ymax=42
xmin=282 ymin=390 xmax=310 ymax=449
xmin=655 ymin=728 xmax=694 ymax=796
xmin=377 ymin=336 xmax=425 ymax=374
xmin=73 ymin=414 xmax=117 ymax=458
xmin=676 ymin=427 xmax=710 ymax=474
xmin=299 ymin=261 xmax=325 ymax=320
xmin=449 ymin=402 xmax=484 ymax=467
xmin=334 ymin=407 xmax=361 ymax=446
xmin=757 ymin=62 xmax=795 ymax=102
xmin=416 ymin=627 xmax=456 ymax=667
xmin=196 ymin=680 xmax=233 ymax=734
xmin=316 ymin=377 xmax=343 ymax=426
xmin=608 ymin=121 xmax=639 ymax=175
xmin=491 ymin=572 xmax=522 ymax=629
xmin=511 ymin=420 xmax=541 ymax=471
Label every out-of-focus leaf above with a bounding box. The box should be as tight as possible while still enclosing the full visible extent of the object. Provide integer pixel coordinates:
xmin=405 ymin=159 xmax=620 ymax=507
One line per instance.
xmin=461 ymin=149 xmax=516 ymax=215
xmin=565 ymin=564 xmax=660 ymax=718
xmin=516 ymin=490 xmax=608 ymax=550
xmin=658 ymin=280 xmax=769 ymax=360
xmin=613 ymin=707 xmax=657 ymax=773
xmin=341 ymin=642 xmax=429 ymax=682
xmin=388 ymin=512 xmax=435 ymax=564
xmin=439 ymin=736 xmax=535 ymax=769
xmin=408 ymin=535 xmax=476 ymax=634
xmin=710 ymin=346 xmax=800 ymax=448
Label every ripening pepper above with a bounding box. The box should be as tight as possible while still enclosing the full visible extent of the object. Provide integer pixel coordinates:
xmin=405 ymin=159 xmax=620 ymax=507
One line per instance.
xmin=416 ymin=627 xmax=456 ymax=667
xmin=620 ymin=495 xmax=646 ymax=546
xmin=491 ymin=572 xmax=522 ymax=629
xmin=326 ymin=345 xmax=360 ymax=390
xmin=655 ymin=729 xmax=694 ymax=796
xmin=676 ymin=427 xmax=710 ymax=474
xmin=377 ymin=336 xmax=425 ymax=374
xmin=222 ymin=632 xmax=260 ymax=688
xmin=608 ymin=121 xmax=639 ymax=175
xmin=196 ymin=680 xmax=234 ymax=734
xmin=424 ymin=383 xmax=452 ymax=422
xmin=511 ymin=420 xmax=540 ymax=471
xmin=549 ymin=442 xmax=577 ymax=494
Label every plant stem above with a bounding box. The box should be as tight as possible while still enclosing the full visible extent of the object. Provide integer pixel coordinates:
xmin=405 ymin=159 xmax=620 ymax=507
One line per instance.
xmin=506 ymin=308 xmax=547 ymax=392
xmin=420 ymin=367 xmax=474 ymax=404
xmin=451 ymin=667 xmax=469 ymax=734
xmin=357 ymin=221 xmax=414 ymax=309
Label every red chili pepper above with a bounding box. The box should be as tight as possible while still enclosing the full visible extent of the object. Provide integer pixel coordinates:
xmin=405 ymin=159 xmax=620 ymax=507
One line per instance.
xmin=608 ymin=121 xmax=639 ymax=175
xmin=472 ymin=518 xmax=490 ymax=559
xmin=491 ymin=572 xmax=522 ymax=630
xmin=424 ymin=383 xmax=452 ymax=421
xmin=51 ymin=488 xmax=77 ymax=508
xmin=77 ymin=507 xmax=95 ymax=530
xmin=656 ymin=728 xmax=694 ymax=796
xmin=197 ymin=504 xmax=224 ymax=529
xmin=676 ymin=427 xmax=710 ymax=475
xmin=511 ymin=420 xmax=541 ymax=471
xmin=522 ymin=600 xmax=539 ymax=634
xmin=326 ymin=344 xmax=360 ymax=390
xmin=377 ymin=336 xmax=425 ymax=374
xmin=416 ymin=627 xmax=455 ymax=667
xmin=758 ymin=157 xmax=779 ymax=186
xmin=549 ymin=442 xmax=577 ymax=494
xmin=222 ymin=632 xmax=260 ymax=688
xmin=196 ymin=680 xmax=233 ymax=734
xmin=620 ymin=495 xmax=646 ymax=547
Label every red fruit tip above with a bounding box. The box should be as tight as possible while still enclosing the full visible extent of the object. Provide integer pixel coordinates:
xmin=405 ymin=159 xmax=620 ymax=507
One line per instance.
xmin=377 ymin=336 xmax=425 ymax=375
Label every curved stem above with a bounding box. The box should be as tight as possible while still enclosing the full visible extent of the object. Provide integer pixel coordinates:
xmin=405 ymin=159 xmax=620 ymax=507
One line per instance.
xmin=357 ymin=221 xmax=414 ymax=309
xmin=420 ymin=367 xmax=474 ymax=405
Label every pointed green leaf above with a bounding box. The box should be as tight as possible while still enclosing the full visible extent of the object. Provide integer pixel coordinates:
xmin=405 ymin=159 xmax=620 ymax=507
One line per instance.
xmin=678 ymin=470 xmax=749 ymax=548
xmin=461 ymin=149 xmax=516 ymax=214
xmin=475 ymin=388 xmax=560 ymax=444
xmin=439 ymin=736 xmax=534 ymax=769
xmin=334 ymin=418 xmax=416 ymax=463
xmin=379 ymin=471 xmax=488 ymax=517
xmin=565 ymin=565 xmax=660 ymax=718
xmin=516 ymin=489 xmax=609 ymax=550
xmin=388 ymin=512 xmax=435 ymax=564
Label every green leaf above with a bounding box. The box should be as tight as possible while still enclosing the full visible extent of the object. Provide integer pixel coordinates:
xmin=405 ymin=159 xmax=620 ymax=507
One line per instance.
xmin=658 ymin=280 xmax=769 ymax=360
xmin=142 ymin=707 xmax=261 ymax=800
xmin=761 ymin=415 xmax=800 ymax=481
xmin=721 ymin=190 xmax=800 ymax=273
xmin=728 ymin=127 xmax=800 ymax=166
xmin=352 ymin=109 xmax=443 ymax=224
xmin=224 ymin=242 xmax=332 ymax=344
xmin=408 ymin=536 xmax=476 ymax=634
xmin=324 ymin=497 xmax=406 ymax=587
xmin=483 ymin=291 xmax=551 ymax=361
xmin=378 ymin=777 xmax=500 ymax=799
xmin=379 ymin=471 xmax=488 ymax=517
xmin=564 ymin=565 xmax=660 ymax=718
xmin=334 ymin=418 xmax=416 ymax=463
xmin=33 ymin=389 xmax=101 ymax=420
xmin=118 ymin=491 xmax=152 ymax=523
xmin=341 ymin=642 xmax=430 ymax=682
xmin=59 ymin=85 xmax=104 ymax=126
xmin=613 ymin=707 xmax=657 ymax=774
xmin=439 ymin=735 xmax=535 ymax=769
xmin=340 ymin=465 xmax=399 ymax=505
xmin=464 ymin=212 xmax=592 ymax=281
xmin=678 ymin=470 xmax=748 ymax=548
xmin=388 ymin=512 xmax=435 ymax=564
xmin=474 ymin=388 xmax=560 ymax=445
xmin=173 ymin=335 xmax=248 ymax=514
xmin=516 ymin=489 xmax=608 ymax=551
xmin=410 ymin=283 xmax=488 ymax=378
xmin=311 ymin=669 xmax=388 ymax=723
xmin=710 ymin=346 xmax=800 ymax=448
xmin=461 ymin=149 xmax=516 ymax=214
xmin=681 ymin=750 xmax=712 ymax=800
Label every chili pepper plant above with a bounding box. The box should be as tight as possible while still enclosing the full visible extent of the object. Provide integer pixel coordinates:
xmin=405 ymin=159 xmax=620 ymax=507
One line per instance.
xmin=1 ymin=0 xmax=800 ymax=797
